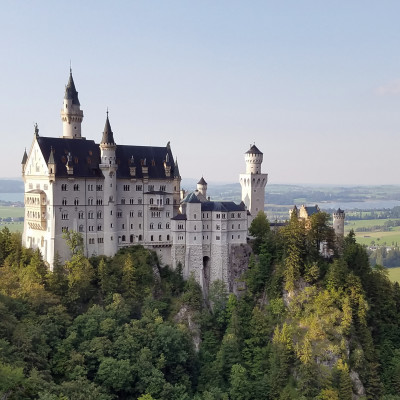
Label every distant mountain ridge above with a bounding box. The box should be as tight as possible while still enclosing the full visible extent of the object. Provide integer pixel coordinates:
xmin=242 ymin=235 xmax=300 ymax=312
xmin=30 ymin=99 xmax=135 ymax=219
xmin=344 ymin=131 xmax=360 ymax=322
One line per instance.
xmin=0 ymin=179 xmax=24 ymax=193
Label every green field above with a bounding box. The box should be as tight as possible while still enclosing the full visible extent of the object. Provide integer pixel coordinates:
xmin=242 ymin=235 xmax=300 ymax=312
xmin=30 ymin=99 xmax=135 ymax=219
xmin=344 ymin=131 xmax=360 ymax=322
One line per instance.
xmin=0 ymin=206 xmax=24 ymax=218
xmin=388 ymin=267 xmax=400 ymax=283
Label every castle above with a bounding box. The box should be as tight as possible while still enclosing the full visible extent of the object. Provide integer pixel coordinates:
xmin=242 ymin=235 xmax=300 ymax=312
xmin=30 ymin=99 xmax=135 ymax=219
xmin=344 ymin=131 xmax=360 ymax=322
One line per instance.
xmin=21 ymin=71 xmax=268 ymax=290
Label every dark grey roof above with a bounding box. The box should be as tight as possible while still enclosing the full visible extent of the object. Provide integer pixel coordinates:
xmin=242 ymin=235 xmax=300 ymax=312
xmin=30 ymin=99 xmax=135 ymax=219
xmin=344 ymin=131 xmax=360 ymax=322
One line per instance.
xmin=197 ymin=177 xmax=207 ymax=185
xmin=174 ymin=158 xmax=180 ymax=178
xmin=183 ymin=192 xmax=201 ymax=203
xmin=144 ymin=190 xmax=172 ymax=195
xmin=48 ymin=147 xmax=55 ymax=164
xmin=64 ymin=71 xmax=80 ymax=106
xmin=21 ymin=149 xmax=28 ymax=164
xmin=304 ymin=206 xmax=320 ymax=216
xmin=246 ymin=144 xmax=263 ymax=155
xmin=336 ymin=208 xmax=344 ymax=214
xmin=172 ymin=213 xmax=187 ymax=220
xmin=101 ymin=114 xmax=115 ymax=145
xmin=201 ymin=201 xmax=246 ymax=212
xmin=36 ymin=136 xmax=179 ymax=180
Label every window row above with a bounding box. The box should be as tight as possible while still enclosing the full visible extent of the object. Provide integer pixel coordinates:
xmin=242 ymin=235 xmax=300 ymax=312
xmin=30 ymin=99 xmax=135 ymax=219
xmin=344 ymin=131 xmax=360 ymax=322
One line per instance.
xmin=149 ymin=222 xmax=170 ymax=229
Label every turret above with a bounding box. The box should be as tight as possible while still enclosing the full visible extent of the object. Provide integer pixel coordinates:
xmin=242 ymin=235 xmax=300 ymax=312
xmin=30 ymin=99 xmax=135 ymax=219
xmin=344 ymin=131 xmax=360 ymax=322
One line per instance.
xmin=48 ymin=147 xmax=56 ymax=182
xmin=61 ymin=69 xmax=84 ymax=139
xmin=99 ymin=112 xmax=118 ymax=256
xmin=197 ymin=177 xmax=207 ymax=197
xmin=21 ymin=148 xmax=28 ymax=175
xmin=333 ymin=208 xmax=345 ymax=236
xmin=245 ymin=144 xmax=263 ymax=174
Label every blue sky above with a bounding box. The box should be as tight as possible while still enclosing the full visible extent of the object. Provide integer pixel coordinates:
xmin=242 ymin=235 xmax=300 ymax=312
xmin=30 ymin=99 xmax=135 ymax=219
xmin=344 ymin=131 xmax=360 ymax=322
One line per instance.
xmin=2 ymin=1 xmax=400 ymax=184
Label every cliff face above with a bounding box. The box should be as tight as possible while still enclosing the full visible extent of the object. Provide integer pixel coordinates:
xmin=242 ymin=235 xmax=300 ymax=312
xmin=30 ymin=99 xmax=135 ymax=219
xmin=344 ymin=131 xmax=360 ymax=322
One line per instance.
xmin=228 ymin=243 xmax=253 ymax=295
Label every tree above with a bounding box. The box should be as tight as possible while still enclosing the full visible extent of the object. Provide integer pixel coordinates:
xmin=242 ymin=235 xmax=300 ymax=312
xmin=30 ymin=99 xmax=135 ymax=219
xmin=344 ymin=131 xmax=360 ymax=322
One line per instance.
xmin=249 ymin=211 xmax=270 ymax=254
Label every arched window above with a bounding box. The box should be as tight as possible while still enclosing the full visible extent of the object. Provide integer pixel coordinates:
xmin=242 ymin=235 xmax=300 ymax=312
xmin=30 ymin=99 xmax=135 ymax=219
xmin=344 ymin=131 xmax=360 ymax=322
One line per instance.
xmin=139 ymin=235 xmax=142 ymax=241
xmin=150 ymin=198 xmax=154 ymax=205
xmin=122 ymin=235 xmax=126 ymax=242
xmin=158 ymin=222 xmax=162 ymax=229
xmin=159 ymin=235 xmax=162 ymax=241
xmin=130 ymin=235 xmax=134 ymax=243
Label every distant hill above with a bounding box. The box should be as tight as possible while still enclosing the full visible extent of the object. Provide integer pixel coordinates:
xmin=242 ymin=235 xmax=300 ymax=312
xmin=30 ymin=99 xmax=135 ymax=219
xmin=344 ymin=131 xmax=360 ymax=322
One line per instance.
xmin=0 ymin=179 xmax=24 ymax=193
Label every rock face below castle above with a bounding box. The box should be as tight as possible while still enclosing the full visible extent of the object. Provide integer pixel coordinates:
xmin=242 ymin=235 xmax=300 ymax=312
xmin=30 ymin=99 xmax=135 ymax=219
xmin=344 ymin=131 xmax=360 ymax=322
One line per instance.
xmin=22 ymin=71 xmax=269 ymax=293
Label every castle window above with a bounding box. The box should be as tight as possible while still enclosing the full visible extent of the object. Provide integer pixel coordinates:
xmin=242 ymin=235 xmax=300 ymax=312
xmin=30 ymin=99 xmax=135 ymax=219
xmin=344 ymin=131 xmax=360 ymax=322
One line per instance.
xmin=194 ymin=225 xmax=197 ymax=230
xmin=130 ymin=198 xmax=134 ymax=204
xmin=159 ymin=235 xmax=162 ymax=241
xmin=194 ymin=214 xmax=197 ymax=219
xmin=97 ymin=225 xmax=102 ymax=231
xmin=117 ymin=211 xmax=122 ymax=218
xmin=97 ymin=211 xmax=102 ymax=219
xmin=160 ymin=185 xmax=166 ymax=191
xmin=98 ymin=238 xmax=104 ymax=243
xmin=216 ymin=235 xmax=220 ymax=241
xmin=139 ymin=235 xmax=142 ymax=241
xmin=166 ymin=212 xmax=170 ymax=217
xmin=238 ymin=224 xmax=241 ymax=229
xmin=61 ymin=212 xmax=68 ymax=220
xmin=88 ymin=211 xmax=94 ymax=219
xmin=167 ymin=234 xmax=170 ymax=241
xmin=78 ymin=211 xmax=84 ymax=219
xmin=238 ymin=213 xmax=241 ymax=218
xmin=232 ymin=235 xmax=234 ymax=239
xmin=88 ymin=184 xmax=93 ymax=191
xmin=158 ymin=222 xmax=162 ymax=229
xmin=216 ymin=213 xmax=220 ymax=219
xmin=222 ymin=214 xmax=226 ymax=219
xmin=232 ymin=224 xmax=234 ymax=229
xmin=79 ymin=225 xmax=84 ymax=232
xmin=88 ymin=198 xmax=93 ymax=205
xmin=216 ymin=224 xmax=220 ymax=230
xmin=148 ymin=185 xmax=154 ymax=191
xmin=96 ymin=199 xmax=103 ymax=205
xmin=178 ymin=224 xmax=183 ymax=230
xmin=238 ymin=235 xmax=240 ymax=239
xmin=122 ymin=224 xmax=125 ymax=229
xmin=136 ymin=185 xmax=142 ymax=191
xmin=130 ymin=235 xmax=134 ymax=243
xmin=194 ymin=236 xmax=196 ymax=241
xmin=150 ymin=198 xmax=154 ymax=205
xmin=111 ymin=223 xmax=113 ymax=228
xmin=123 ymin=185 xmax=130 ymax=191
xmin=166 ymin=223 xmax=170 ymax=229
xmin=150 ymin=223 xmax=154 ymax=229
xmin=96 ymin=184 xmax=103 ymax=191
xmin=121 ymin=198 xmax=126 ymax=205
xmin=73 ymin=184 xmax=79 ymax=191
xmin=138 ymin=199 xmax=142 ymax=205
xmin=130 ymin=211 xmax=134 ymax=217
xmin=61 ymin=184 xmax=67 ymax=191
xmin=62 ymin=227 xmax=69 ymax=233
xmin=62 ymin=198 xmax=67 ymax=205
xmin=74 ymin=198 xmax=79 ymax=206
xmin=122 ymin=235 xmax=126 ymax=241
xmin=151 ymin=235 xmax=154 ymax=241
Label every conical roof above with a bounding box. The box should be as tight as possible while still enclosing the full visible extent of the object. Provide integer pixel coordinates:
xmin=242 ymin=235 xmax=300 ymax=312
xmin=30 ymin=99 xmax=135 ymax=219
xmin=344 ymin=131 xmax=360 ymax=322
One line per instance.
xmin=197 ymin=176 xmax=207 ymax=185
xmin=246 ymin=144 xmax=263 ymax=155
xmin=64 ymin=70 xmax=80 ymax=106
xmin=48 ymin=147 xmax=55 ymax=164
xmin=101 ymin=113 xmax=115 ymax=145
xmin=173 ymin=158 xmax=180 ymax=178
xmin=21 ymin=149 xmax=28 ymax=165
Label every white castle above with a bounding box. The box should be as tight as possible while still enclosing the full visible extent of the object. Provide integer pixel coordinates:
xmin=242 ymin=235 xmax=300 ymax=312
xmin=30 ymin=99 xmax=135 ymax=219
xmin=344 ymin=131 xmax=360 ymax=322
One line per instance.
xmin=21 ymin=71 xmax=268 ymax=291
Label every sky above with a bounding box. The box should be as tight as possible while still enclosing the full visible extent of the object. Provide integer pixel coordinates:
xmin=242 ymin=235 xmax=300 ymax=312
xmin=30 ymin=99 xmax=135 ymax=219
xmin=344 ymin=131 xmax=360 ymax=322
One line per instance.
xmin=2 ymin=1 xmax=400 ymax=185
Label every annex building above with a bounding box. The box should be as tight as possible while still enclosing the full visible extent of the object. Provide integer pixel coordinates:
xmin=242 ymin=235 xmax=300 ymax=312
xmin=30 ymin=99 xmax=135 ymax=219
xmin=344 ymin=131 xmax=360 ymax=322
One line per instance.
xmin=21 ymin=71 xmax=269 ymax=291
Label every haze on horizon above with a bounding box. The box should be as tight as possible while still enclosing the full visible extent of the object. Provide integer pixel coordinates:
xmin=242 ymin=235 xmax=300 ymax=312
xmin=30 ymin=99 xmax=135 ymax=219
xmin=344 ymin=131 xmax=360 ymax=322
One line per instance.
xmin=2 ymin=1 xmax=400 ymax=186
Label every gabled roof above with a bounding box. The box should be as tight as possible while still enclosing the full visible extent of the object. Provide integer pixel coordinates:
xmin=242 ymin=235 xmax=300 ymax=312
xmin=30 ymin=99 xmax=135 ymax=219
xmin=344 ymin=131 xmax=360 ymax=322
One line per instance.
xmin=35 ymin=136 xmax=179 ymax=180
xmin=101 ymin=114 xmax=115 ymax=145
xmin=200 ymin=201 xmax=246 ymax=212
xmin=182 ymin=192 xmax=201 ymax=203
xmin=64 ymin=71 xmax=80 ymax=106
xmin=246 ymin=144 xmax=263 ymax=155
xmin=304 ymin=205 xmax=320 ymax=216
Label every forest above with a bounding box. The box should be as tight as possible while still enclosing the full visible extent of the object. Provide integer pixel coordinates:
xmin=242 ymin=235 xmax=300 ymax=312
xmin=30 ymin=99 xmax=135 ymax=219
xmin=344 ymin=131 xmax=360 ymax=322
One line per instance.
xmin=1 ymin=212 xmax=400 ymax=400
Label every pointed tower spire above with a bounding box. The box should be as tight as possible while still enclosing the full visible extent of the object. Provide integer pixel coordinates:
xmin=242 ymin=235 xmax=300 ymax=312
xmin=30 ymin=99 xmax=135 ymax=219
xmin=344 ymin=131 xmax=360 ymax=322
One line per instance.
xmin=61 ymin=68 xmax=84 ymax=139
xmin=21 ymin=148 xmax=28 ymax=165
xmin=101 ymin=110 xmax=115 ymax=145
xmin=174 ymin=157 xmax=180 ymax=178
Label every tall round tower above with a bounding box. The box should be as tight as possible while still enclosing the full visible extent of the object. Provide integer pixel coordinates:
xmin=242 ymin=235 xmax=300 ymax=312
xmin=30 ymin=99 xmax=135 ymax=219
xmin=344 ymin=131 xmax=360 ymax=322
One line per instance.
xmin=333 ymin=208 xmax=345 ymax=236
xmin=197 ymin=177 xmax=207 ymax=197
xmin=61 ymin=69 xmax=84 ymax=139
xmin=239 ymin=144 xmax=268 ymax=221
xmin=99 ymin=112 xmax=118 ymax=256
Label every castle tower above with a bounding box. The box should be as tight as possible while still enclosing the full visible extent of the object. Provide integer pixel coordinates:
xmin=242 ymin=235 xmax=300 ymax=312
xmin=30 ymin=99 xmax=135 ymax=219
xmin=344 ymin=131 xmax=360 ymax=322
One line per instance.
xmin=99 ymin=112 xmax=118 ymax=256
xmin=333 ymin=208 xmax=345 ymax=236
xmin=239 ymin=144 xmax=268 ymax=221
xmin=60 ymin=69 xmax=84 ymax=139
xmin=197 ymin=177 xmax=207 ymax=198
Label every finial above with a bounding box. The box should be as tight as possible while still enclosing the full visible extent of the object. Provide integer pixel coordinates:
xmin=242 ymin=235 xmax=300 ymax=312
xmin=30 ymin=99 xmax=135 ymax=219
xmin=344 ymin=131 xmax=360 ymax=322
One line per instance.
xmin=34 ymin=123 xmax=39 ymax=136
xmin=106 ymin=107 xmax=109 ymax=118
xmin=69 ymin=60 xmax=72 ymax=74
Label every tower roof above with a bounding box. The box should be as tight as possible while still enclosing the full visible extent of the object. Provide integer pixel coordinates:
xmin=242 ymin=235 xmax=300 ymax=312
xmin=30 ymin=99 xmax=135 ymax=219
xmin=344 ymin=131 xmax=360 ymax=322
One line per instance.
xmin=335 ymin=208 xmax=344 ymax=214
xmin=183 ymin=192 xmax=201 ymax=204
xmin=48 ymin=147 xmax=55 ymax=164
xmin=174 ymin=158 xmax=180 ymax=178
xmin=197 ymin=176 xmax=207 ymax=185
xmin=21 ymin=148 xmax=28 ymax=165
xmin=101 ymin=112 xmax=115 ymax=145
xmin=64 ymin=70 xmax=80 ymax=106
xmin=246 ymin=144 xmax=263 ymax=155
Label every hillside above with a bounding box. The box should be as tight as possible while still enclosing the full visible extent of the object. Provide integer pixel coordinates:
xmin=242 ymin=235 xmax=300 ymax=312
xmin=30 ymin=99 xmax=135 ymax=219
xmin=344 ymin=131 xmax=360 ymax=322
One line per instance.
xmin=0 ymin=216 xmax=400 ymax=399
